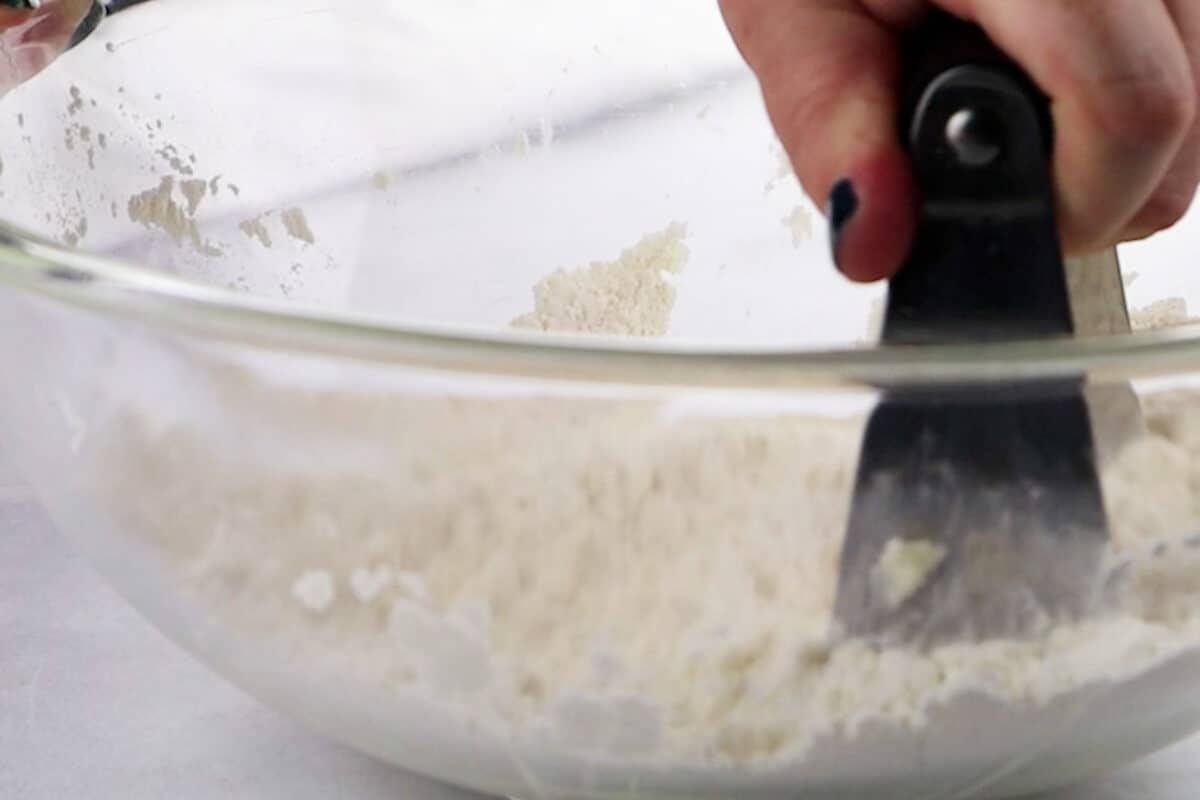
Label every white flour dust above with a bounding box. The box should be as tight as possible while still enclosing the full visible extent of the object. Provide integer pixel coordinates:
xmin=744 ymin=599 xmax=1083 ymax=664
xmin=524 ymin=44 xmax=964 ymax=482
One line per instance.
xmin=45 ymin=83 xmax=318 ymax=266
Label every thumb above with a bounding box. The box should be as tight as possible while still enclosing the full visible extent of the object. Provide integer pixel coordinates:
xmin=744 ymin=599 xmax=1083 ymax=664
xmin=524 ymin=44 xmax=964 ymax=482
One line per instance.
xmin=720 ymin=0 xmax=915 ymax=283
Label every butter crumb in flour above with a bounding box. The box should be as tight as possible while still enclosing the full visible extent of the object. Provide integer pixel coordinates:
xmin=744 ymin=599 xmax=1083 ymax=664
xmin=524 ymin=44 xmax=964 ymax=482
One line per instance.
xmin=873 ymin=539 xmax=948 ymax=610
xmin=350 ymin=566 xmax=394 ymax=604
xmin=292 ymin=570 xmax=336 ymax=614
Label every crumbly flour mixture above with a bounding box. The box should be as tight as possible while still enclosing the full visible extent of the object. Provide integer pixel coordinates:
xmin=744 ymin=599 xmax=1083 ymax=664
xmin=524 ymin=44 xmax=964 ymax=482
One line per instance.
xmin=511 ymin=223 xmax=688 ymax=336
xmin=92 ymin=228 xmax=1200 ymax=767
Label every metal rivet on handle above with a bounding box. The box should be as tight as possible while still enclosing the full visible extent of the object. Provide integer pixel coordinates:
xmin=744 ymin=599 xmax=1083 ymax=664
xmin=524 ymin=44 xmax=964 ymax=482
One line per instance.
xmin=946 ymin=108 xmax=1005 ymax=167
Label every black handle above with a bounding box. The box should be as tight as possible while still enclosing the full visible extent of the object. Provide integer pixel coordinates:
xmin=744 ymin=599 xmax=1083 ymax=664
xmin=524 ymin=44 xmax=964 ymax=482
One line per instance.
xmin=106 ymin=0 xmax=155 ymax=12
xmin=67 ymin=0 xmax=154 ymax=50
xmin=68 ymin=2 xmax=106 ymax=49
xmin=882 ymin=11 xmax=1074 ymax=345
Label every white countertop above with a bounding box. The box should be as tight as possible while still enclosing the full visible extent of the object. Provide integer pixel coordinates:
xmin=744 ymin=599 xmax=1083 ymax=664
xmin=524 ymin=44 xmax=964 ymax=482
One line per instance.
xmin=1 ymin=450 xmax=1198 ymax=800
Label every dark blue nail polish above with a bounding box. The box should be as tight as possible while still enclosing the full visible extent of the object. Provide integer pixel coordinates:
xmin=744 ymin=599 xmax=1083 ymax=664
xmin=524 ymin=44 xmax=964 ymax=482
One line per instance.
xmin=827 ymin=178 xmax=859 ymax=267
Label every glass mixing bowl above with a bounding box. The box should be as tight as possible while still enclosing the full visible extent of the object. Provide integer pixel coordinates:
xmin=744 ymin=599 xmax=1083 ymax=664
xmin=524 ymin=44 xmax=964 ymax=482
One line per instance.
xmin=4 ymin=2 xmax=1200 ymax=798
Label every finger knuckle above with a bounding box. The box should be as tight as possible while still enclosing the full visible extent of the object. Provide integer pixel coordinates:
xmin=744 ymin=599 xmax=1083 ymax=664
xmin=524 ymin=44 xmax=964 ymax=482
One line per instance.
xmin=1138 ymin=183 xmax=1199 ymax=233
xmin=1090 ymin=62 xmax=1197 ymax=145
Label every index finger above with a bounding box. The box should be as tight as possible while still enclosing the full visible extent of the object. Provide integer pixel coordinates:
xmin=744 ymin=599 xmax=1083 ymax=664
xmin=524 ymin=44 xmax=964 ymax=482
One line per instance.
xmin=937 ymin=0 xmax=1197 ymax=253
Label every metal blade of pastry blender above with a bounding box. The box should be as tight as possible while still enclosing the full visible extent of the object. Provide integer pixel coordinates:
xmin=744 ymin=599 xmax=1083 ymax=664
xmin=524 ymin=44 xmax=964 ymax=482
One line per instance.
xmin=834 ymin=14 xmax=1111 ymax=646
xmin=1067 ymin=250 xmax=1132 ymax=337
xmin=1066 ymin=249 xmax=1146 ymax=464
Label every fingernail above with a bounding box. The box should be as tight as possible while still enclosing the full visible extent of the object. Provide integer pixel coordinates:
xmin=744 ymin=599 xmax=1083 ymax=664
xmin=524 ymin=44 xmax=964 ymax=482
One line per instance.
xmin=827 ymin=178 xmax=859 ymax=270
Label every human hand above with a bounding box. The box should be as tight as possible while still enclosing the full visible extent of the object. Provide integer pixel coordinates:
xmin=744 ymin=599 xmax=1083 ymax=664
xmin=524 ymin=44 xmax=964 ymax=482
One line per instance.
xmin=721 ymin=1 xmax=1200 ymax=282
xmin=0 ymin=0 xmax=95 ymax=96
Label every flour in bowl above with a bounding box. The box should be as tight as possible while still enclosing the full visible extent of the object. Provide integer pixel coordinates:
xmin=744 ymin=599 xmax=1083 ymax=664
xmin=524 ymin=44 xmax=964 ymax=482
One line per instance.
xmin=86 ymin=228 xmax=1200 ymax=771
xmin=93 ymin=374 xmax=1200 ymax=766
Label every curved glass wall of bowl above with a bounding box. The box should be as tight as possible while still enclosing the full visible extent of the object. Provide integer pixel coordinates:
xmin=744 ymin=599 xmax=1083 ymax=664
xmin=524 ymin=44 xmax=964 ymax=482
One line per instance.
xmin=8 ymin=4 xmax=1200 ymax=800
xmin=1 ymin=0 xmax=1199 ymax=353
xmin=0 ymin=0 xmax=892 ymax=349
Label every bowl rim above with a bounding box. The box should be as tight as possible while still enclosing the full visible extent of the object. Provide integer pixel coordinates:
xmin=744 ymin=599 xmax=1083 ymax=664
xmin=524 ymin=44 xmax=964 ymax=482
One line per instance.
xmin=3 ymin=222 xmax=1200 ymax=389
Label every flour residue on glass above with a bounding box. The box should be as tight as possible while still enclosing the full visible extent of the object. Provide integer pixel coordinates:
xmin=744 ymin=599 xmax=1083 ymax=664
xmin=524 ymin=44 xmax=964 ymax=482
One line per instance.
xmin=512 ymin=222 xmax=689 ymax=336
